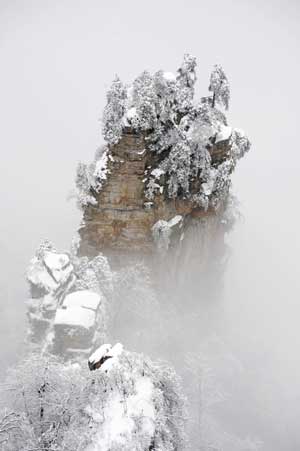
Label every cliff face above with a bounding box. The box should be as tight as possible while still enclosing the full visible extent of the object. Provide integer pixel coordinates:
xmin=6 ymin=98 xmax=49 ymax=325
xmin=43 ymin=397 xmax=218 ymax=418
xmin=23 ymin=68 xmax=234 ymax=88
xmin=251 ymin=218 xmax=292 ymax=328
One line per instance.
xmin=78 ymin=130 xmax=230 ymax=256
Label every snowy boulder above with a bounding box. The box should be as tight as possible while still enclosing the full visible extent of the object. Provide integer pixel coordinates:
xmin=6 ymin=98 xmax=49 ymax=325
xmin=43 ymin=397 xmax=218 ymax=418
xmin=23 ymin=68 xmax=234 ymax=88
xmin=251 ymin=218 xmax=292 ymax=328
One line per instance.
xmin=215 ymin=125 xmax=232 ymax=144
xmin=53 ymin=306 xmax=96 ymax=353
xmin=55 ymin=306 xmax=95 ymax=330
xmin=27 ymin=250 xmax=73 ymax=297
xmin=88 ymin=343 xmax=123 ymax=372
xmin=62 ymin=290 xmax=102 ymax=312
xmin=27 ymin=256 xmax=59 ymax=294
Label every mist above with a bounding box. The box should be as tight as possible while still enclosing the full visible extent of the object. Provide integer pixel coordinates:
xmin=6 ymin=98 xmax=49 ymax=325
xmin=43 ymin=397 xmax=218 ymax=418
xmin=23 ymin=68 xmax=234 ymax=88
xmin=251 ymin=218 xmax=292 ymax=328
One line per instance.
xmin=1 ymin=1 xmax=300 ymax=450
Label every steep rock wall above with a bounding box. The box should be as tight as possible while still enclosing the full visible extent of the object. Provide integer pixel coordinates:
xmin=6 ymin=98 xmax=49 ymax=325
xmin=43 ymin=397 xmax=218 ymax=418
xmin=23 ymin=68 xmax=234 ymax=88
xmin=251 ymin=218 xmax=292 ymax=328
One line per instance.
xmin=78 ymin=130 xmax=230 ymax=256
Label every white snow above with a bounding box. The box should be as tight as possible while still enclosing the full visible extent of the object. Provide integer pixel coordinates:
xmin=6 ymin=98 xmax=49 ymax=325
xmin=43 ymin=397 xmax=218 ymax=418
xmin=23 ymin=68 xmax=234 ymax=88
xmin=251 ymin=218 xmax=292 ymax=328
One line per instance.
xmin=88 ymin=343 xmax=112 ymax=365
xmin=126 ymin=106 xmax=137 ymax=120
xmin=151 ymin=168 xmax=165 ymax=178
xmin=215 ymin=125 xmax=232 ymax=143
xmin=163 ymin=71 xmax=176 ymax=82
xmin=63 ymin=290 xmax=101 ymax=312
xmin=54 ymin=306 xmax=95 ymax=329
xmin=152 ymin=215 xmax=183 ymax=251
xmin=136 ymin=148 xmax=146 ymax=156
xmin=85 ymin=374 xmax=155 ymax=451
xmin=201 ymin=168 xmax=217 ymax=196
xmin=168 ymin=215 xmax=183 ymax=228
xmin=52 ymin=264 xmax=73 ymax=285
xmin=88 ymin=343 xmax=123 ymax=372
xmin=43 ymin=252 xmax=69 ymax=271
xmin=94 ymin=148 xmax=109 ymax=184
xmin=233 ymin=127 xmax=245 ymax=137
xmin=27 ymin=257 xmax=58 ymax=291
xmin=27 ymin=251 xmax=73 ymax=291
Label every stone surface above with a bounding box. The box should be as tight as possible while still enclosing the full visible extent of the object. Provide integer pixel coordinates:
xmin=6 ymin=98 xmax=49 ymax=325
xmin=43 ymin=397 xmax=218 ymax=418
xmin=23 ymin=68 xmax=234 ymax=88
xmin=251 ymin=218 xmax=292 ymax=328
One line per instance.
xmin=78 ymin=130 xmax=230 ymax=256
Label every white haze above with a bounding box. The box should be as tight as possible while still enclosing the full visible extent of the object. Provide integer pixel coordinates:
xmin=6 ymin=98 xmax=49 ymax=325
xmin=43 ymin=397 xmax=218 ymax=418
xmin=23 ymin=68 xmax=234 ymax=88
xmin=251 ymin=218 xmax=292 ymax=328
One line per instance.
xmin=0 ymin=1 xmax=300 ymax=450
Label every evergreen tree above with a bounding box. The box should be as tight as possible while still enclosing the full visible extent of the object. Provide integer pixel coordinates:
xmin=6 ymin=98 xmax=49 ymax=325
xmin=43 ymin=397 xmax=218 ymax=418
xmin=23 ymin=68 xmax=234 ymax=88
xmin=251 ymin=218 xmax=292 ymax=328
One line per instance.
xmin=209 ymin=64 xmax=230 ymax=110
xmin=176 ymin=53 xmax=197 ymax=113
xmin=132 ymin=70 xmax=157 ymax=130
xmin=102 ymin=76 xmax=127 ymax=144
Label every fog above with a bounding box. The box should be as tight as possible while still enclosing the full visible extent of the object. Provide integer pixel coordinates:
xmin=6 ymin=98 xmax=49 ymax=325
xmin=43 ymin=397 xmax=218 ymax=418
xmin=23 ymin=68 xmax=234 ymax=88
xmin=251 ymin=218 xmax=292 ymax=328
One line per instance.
xmin=0 ymin=0 xmax=300 ymax=449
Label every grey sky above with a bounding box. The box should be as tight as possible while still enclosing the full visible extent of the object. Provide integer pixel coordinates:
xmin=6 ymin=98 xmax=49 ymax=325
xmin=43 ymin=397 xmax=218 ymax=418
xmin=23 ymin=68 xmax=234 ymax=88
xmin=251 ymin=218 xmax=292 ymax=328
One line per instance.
xmin=0 ymin=1 xmax=300 ymax=449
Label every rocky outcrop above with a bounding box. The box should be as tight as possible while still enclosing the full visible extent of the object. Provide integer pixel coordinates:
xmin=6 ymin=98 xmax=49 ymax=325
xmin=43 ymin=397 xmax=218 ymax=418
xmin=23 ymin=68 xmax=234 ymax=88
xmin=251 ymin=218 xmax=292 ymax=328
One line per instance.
xmin=78 ymin=130 xmax=231 ymax=256
xmin=26 ymin=249 xmax=109 ymax=358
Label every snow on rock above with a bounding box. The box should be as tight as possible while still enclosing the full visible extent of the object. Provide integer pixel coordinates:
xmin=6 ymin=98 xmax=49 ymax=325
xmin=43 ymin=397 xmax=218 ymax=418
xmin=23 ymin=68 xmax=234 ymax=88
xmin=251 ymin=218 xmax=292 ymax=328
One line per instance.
xmin=126 ymin=106 xmax=138 ymax=120
xmin=151 ymin=168 xmax=165 ymax=178
xmin=215 ymin=125 xmax=232 ymax=143
xmin=163 ymin=71 xmax=176 ymax=82
xmin=44 ymin=252 xmax=73 ymax=284
xmin=89 ymin=343 xmax=112 ymax=364
xmin=201 ymin=168 xmax=218 ymax=196
xmin=94 ymin=148 xmax=109 ymax=189
xmin=54 ymin=306 xmax=95 ymax=330
xmin=27 ymin=251 xmax=73 ymax=293
xmin=152 ymin=215 xmax=183 ymax=251
xmin=27 ymin=257 xmax=58 ymax=292
xmin=88 ymin=343 xmax=123 ymax=372
xmin=43 ymin=252 xmax=69 ymax=272
xmin=63 ymin=290 xmax=101 ymax=312
xmin=168 ymin=214 xmax=183 ymax=228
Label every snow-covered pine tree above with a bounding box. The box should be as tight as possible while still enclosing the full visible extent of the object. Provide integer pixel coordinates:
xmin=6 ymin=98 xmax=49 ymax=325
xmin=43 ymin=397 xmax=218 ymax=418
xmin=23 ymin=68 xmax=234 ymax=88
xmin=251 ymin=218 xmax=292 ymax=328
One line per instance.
xmin=79 ymin=55 xmax=250 ymax=215
xmin=131 ymin=70 xmax=157 ymax=130
xmin=102 ymin=76 xmax=127 ymax=144
xmin=75 ymin=161 xmax=97 ymax=208
xmin=176 ymin=53 xmax=197 ymax=113
xmin=209 ymin=64 xmax=230 ymax=110
xmin=161 ymin=139 xmax=192 ymax=198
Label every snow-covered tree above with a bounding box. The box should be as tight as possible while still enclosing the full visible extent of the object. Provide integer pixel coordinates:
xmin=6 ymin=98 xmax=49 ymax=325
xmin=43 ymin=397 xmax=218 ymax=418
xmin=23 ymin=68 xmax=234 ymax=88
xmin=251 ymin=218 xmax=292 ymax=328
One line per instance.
xmin=209 ymin=64 xmax=230 ymax=110
xmin=176 ymin=53 xmax=197 ymax=113
xmin=73 ymin=253 xmax=113 ymax=297
xmin=2 ymin=350 xmax=186 ymax=451
xmin=75 ymin=161 xmax=97 ymax=209
xmin=35 ymin=239 xmax=56 ymax=260
xmin=0 ymin=411 xmax=21 ymax=448
xmin=230 ymin=128 xmax=251 ymax=159
xmin=131 ymin=70 xmax=157 ymax=130
xmin=161 ymin=139 xmax=191 ymax=198
xmin=102 ymin=76 xmax=127 ymax=144
xmin=78 ymin=55 xmax=249 ymax=216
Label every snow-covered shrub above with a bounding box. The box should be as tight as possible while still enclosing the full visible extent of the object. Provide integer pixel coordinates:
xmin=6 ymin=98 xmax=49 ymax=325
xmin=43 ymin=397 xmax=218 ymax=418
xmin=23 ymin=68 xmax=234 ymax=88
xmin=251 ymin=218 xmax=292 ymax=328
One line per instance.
xmin=34 ymin=239 xmax=57 ymax=260
xmin=0 ymin=411 xmax=21 ymax=449
xmin=75 ymin=145 xmax=110 ymax=209
xmin=209 ymin=64 xmax=230 ymax=110
xmin=1 ymin=353 xmax=92 ymax=451
xmin=230 ymin=128 xmax=251 ymax=160
xmin=73 ymin=253 xmax=113 ymax=298
xmin=2 ymin=350 xmax=186 ymax=451
xmin=102 ymin=76 xmax=127 ymax=144
xmin=86 ymin=349 xmax=186 ymax=451
xmin=75 ymin=161 xmax=98 ymax=209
